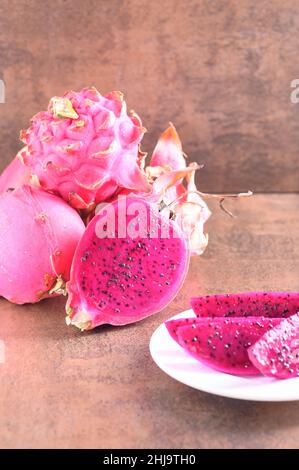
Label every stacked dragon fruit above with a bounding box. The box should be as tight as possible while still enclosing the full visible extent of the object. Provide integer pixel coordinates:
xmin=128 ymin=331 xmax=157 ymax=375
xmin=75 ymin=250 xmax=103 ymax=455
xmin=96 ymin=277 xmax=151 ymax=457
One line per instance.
xmin=0 ymin=87 xmax=296 ymax=380
xmin=165 ymin=292 xmax=299 ymax=379
xmin=0 ymin=86 xmax=215 ymax=328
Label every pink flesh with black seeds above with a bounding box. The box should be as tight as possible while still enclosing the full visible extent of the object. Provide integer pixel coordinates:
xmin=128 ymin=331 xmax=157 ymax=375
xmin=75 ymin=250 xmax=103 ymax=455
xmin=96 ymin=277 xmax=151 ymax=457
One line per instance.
xmin=175 ymin=316 xmax=282 ymax=376
xmin=190 ymin=292 xmax=299 ymax=318
xmin=66 ymin=197 xmax=190 ymax=329
xmin=248 ymin=313 xmax=299 ymax=379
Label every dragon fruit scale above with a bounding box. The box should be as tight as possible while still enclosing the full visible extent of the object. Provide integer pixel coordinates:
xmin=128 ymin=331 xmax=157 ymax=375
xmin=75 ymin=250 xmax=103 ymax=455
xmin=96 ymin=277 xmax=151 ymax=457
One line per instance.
xmin=146 ymin=123 xmax=211 ymax=255
xmin=0 ymin=185 xmax=85 ymax=304
xmin=66 ymin=196 xmax=190 ymax=330
xmin=18 ymin=87 xmax=149 ymax=211
xmin=150 ymin=122 xmax=186 ymax=171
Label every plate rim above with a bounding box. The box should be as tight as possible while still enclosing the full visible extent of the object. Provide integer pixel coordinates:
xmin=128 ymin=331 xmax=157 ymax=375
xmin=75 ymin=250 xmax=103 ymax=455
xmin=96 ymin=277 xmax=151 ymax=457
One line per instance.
xmin=149 ymin=309 xmax=299 ymax=402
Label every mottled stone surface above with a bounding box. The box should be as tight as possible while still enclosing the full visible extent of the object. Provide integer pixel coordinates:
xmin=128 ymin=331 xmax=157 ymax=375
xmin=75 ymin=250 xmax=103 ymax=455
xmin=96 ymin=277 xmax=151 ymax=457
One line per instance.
xmin=0 ymin=194 xmax=299 ymax=448
xmin=0 ymin=0 xmax=299 ymax=191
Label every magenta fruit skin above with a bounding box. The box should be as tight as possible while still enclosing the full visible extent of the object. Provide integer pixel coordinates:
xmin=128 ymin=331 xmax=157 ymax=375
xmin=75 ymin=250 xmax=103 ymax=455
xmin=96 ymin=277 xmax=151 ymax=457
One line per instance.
xmin=66 ymin=196 xmax=190 ymax=330
xmin=190 ymin=292 xmax=299 ymax=318
xmin=172 ymin=316 xmax=282 ymax=376
xmin=248 ymin=313 xmax=299 ymax=379
xmin=0 ymin=185 xmax=85 ymax=304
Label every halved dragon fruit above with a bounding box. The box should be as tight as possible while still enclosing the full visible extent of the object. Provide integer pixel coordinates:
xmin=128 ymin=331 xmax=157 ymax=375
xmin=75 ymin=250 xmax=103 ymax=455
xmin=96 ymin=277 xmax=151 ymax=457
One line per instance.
xmin=190 ymin=292 xmax=299 ymax=318
xmin=248 ymin=313 xmax=299 ymax=379
xmin=66 ymin=196 xmax=190 ymax=330
xmin=174 ymin=317 xmax=282 ymax=376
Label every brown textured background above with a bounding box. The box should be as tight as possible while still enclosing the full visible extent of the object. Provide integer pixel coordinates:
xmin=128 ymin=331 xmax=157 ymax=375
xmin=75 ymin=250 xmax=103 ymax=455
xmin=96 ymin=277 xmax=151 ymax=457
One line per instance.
xmin=1 ymin=0 xmax=299 ymax=450
xmin=0 ymin=0 xmax=299 ymax=192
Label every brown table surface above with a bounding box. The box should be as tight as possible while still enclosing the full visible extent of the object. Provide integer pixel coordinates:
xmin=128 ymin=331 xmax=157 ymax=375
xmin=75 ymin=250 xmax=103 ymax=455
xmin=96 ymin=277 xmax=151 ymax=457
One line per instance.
xmin=0 ymin=193 xmax=299 ymax=449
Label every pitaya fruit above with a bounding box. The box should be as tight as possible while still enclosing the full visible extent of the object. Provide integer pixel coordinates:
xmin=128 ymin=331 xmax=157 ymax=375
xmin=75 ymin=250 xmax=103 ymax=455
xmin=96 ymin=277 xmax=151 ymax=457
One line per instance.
xmin=0 ymin=152 xmax=31 ymax=193
xmin=0 ymin=185 xmax=85 ymax=304
xmin=174 ymin=317 xmax=282 ymax=376
xmin=66 ymin=196 xmax=190 ymax=330
xmin=248 ymin=313 xmax=299 ymax=379
xmin=18 ymin=87 xmax=149 ymax=211
xmin=190 ymin=292 xmax=299 ymax=318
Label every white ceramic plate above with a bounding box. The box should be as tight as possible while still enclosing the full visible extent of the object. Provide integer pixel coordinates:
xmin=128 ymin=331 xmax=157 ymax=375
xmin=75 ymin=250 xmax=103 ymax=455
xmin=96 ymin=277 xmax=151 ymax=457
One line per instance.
xmin=150 ymin=309 xmax=299 ymax=401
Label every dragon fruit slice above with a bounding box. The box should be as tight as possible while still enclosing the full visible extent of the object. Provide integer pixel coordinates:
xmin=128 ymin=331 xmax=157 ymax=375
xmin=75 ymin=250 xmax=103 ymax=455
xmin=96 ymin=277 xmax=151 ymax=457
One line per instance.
xmin=66 ymin=196 xmax=190 ymax=330
xmin=0 ymin=185 xmax=85 ymax=304
xmin=0 ymin=153 xmax=31 ymax=193
xmin=248 ymin=313 xmax=299 ymax=379
xmin=190 ymin=292 xmax=299 ymax=318
xmin=175 ymin=317 xmax=282 ymax=376
xmin=165 ymin=316 xmax=200 ymax=342
xmin=19 ymin=87 xmax=149 ymax=211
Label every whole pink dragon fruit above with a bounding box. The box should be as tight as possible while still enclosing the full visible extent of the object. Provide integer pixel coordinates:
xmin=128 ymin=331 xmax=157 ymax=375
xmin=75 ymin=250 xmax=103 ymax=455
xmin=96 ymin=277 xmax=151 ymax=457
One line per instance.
xmin=18 ymin=87 xmax=149 ymax=211
xmin=0 ymin=185 xmax=85 ymax=304
xmin=66 ymin=196 xmax=190 ymax=330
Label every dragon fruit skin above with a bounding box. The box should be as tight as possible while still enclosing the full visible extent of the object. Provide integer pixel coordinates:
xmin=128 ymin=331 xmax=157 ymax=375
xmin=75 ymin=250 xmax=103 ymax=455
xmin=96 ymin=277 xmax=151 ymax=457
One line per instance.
xmin=19 ymin=87 xmax=149 ymax=211
xmin=175 ymin=317 xmax=282 ymax=376
xmin=0 ymin=185 xmax=85 ymax=304
xmin=147 ymin=124 xmax=211 ymax=255
xmin=150 ymin=122 xmax=186 ymax=170
xmin=66 ymin=196 xmax=190 ymax=330
xmin=248 ymin=313 xmax=299 ymax=379
xmin=190 ymin=292 xmax=299 ymax=318
xmin=0 ymin=153 xmax=31 ymax=193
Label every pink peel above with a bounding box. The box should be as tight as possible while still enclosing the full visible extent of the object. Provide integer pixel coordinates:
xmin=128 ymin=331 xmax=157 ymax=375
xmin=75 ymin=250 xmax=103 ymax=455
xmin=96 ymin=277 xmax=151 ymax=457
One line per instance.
xmin=145 ymin=123 xmax=211 ymax=255
xmin=150 ymin=122 xmax=186 ymax=170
